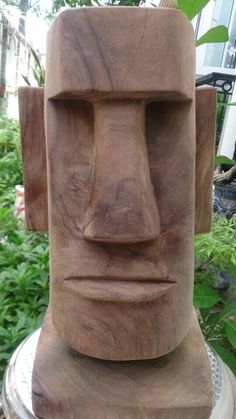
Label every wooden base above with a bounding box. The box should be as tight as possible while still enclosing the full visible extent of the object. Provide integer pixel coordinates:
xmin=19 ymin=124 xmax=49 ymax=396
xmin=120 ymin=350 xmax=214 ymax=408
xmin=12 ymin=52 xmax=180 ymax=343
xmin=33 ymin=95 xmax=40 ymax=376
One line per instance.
xmin=32 ymin=309 xmax=213 ymax=419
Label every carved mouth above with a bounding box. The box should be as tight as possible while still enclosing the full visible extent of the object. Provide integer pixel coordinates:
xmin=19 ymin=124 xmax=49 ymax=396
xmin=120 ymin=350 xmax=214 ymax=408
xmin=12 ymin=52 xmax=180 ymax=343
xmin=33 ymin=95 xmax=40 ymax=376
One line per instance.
xmin=63 ymin=277 xmax=176 ymax=302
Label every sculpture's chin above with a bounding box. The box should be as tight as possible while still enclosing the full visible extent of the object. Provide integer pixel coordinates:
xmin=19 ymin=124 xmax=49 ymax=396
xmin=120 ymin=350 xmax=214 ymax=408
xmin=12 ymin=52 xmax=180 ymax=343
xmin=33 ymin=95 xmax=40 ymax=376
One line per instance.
xmin=52 ymin=280 xmax=191 ymax=360
xmin=62 ymin=277 xmax=176 ymax=302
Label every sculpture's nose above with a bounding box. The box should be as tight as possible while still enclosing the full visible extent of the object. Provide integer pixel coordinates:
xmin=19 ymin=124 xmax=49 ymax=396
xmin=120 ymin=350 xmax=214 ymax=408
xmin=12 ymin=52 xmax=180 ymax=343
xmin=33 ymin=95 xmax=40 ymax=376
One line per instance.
xmin=83 ymin=100 xmax=160 ymax=243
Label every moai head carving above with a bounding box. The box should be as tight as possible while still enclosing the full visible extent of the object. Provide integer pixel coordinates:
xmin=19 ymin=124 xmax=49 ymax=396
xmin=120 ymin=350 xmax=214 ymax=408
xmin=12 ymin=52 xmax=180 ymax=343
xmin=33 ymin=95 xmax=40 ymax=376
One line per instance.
xmin=19 ymin=7 xmax=216 ymax=360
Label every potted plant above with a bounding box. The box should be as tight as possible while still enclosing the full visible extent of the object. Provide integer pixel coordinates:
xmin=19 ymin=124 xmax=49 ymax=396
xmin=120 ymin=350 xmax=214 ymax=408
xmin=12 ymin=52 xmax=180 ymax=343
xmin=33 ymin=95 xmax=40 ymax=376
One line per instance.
xmin=213 ymin=154 xmax=236 ymax=218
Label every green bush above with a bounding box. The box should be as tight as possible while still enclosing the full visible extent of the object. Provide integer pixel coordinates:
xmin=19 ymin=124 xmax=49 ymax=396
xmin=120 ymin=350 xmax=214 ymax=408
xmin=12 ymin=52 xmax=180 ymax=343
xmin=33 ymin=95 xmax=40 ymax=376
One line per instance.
xmin=195 ymin=216 xmax=236 ymax=374
xmin=0 ymin=117 xmax=49 ymax=386
xmin=0 ymin=210 xmax=49 ymax=384
xmin=0 ymin=118 xmax=22 ymax=208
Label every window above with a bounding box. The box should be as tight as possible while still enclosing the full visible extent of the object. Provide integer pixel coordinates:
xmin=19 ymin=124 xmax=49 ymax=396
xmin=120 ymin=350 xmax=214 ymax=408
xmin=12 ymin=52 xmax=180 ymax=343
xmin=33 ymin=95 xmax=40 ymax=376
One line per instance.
xmin=223 ymin=5 xmax=236 ymax=68
xmin=205 ymin=0 xmax=234 ymax=67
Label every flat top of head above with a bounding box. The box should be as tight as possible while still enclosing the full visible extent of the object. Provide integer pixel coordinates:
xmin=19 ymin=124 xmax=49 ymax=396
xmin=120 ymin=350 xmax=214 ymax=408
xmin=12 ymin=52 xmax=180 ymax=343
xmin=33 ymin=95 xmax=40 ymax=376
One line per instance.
xmin=46 ymin=7 xmax=195 ymax=100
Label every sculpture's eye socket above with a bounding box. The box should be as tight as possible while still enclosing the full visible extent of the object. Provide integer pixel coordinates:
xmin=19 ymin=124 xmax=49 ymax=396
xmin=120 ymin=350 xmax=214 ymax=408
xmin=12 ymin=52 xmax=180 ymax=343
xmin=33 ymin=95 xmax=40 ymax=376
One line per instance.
xmin=48 ymin=99 xmax=94 ymax=234
xmin=146 ymin=90 xmax=216 ymax=236
xmin=146 ymin=100 xmax=196 ymax=233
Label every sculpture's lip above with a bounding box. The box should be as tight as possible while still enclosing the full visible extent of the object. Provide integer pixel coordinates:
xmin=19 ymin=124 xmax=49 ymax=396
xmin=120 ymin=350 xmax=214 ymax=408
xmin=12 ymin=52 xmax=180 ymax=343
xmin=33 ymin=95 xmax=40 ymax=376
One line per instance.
xmin=62 ymin=277 xmax=176 ymax=303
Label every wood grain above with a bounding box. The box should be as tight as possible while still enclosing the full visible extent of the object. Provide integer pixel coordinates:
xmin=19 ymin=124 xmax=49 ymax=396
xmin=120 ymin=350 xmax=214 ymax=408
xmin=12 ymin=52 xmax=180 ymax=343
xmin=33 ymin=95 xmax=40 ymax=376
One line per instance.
xmin=18 ymin=87 xmax=48 ymax=231
xmin=32 ymin=308 xmax=213 ymax=419
xmin=46 ymin=99 xmax=196 ymax=360
xmin=21 ymin=10 xmax=214 ymax=418
xmin=195 ymin=87 xmax=216 ymax=234
xmin=44 ymin=8 xmax=197 ymax=360
xmin=18 ymin=9 xmax=215 ymax=362
xmin=82 ymin=100 xmax=161 ymax=243
xmin=46 ymin=7 xmax=195 ymax=100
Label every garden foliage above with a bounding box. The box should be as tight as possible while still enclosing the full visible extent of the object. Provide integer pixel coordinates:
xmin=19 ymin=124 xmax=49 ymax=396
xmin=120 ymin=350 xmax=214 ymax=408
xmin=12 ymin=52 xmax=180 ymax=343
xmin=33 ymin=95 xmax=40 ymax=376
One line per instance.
xmin=0 ymin=118 xmax=22 ymax=208
xmin=0 ymin=118 xmax=49 ymax=385
xmin=195 ymin=217 xmax=236 ymax=374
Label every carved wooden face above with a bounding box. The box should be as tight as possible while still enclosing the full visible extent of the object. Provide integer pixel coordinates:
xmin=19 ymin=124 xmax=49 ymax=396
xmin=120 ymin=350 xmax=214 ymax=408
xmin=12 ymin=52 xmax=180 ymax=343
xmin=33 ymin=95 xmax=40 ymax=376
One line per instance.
xmin=46 ymin=97 xmax=195 ymax=360
xmin=19 ymin=8 xmax=216 ymax=360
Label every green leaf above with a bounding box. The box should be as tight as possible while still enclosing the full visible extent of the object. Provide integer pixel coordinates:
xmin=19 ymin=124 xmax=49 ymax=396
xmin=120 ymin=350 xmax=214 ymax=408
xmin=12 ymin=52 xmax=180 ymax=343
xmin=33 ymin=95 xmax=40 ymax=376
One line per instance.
xmin=194 ymin=283 xmax=220 ymax=308
xmin=15 ymin=314 xmax=27 ymax=333
xmin=196 ymin=25 xmax=229 ymax=47
xmin=199 ymin=307 xmax=210 ymax=322
xmin=210 ymin=341 xmax=236 ymax=375
xmin=215 ymin=155 xmax=236 ymax=166
xmin=217 ymin=101 xmax=236 ymax=108
xmin=225 ymin=320 xmax=236 ymax=349
xmin=0 ymin=353 xmax=11 ymax=361
xmin=219 ymin=302 xmax=236 ymax=320
xmin=0 ymin=327 xmax=9 ymax=337
xmin=32 ymin=68 xmax=40 ymax=85
xmin=176 ymin=0 xmax=210 ymax=20
xmin=30 ymin=47 xmax=42 ymax=70
xmin=21 ymin=74 xmax=31 ymax=86
xmin=205 ymin=312 xmax=221 ymax=327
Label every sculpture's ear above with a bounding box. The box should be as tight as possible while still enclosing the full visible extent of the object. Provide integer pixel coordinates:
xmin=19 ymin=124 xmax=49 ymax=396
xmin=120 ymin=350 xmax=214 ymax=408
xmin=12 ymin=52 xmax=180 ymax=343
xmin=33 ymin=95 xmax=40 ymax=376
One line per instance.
xmin=18 ymin=87 xmax=48 ymax=231
xmin=195 ymin=87 xmax=217 ymax=235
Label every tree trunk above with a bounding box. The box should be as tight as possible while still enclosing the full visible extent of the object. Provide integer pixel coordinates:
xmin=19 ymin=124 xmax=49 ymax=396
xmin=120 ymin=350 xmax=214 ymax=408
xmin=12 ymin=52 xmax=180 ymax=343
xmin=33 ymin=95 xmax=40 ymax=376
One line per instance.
xmin=0 ymin=17 xmax=8 ymax=83
xmin=18 ymin=0 xmax=30 ymax=35
xmin=0 ymin=16 xmax=8 ymax=113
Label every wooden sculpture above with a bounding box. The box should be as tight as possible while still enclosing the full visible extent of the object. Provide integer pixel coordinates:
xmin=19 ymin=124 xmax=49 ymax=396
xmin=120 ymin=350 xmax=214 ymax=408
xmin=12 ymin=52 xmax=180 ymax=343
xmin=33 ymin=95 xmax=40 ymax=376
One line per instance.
xmin=19 ymin=7 xmax=216 ymax=418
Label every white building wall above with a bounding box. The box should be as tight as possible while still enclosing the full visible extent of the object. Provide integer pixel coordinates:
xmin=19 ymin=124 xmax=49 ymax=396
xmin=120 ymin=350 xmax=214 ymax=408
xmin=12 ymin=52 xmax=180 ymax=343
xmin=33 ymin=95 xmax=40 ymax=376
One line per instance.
xmin=0 ymin=11 xmax=41 ymax=119
xmin=196 ymin=0 xmax=216 ymax=75
xmin=5 ymin=37 xmax=31 ymax=119
xmin=218 ymin=88 xmax=236 ymax=158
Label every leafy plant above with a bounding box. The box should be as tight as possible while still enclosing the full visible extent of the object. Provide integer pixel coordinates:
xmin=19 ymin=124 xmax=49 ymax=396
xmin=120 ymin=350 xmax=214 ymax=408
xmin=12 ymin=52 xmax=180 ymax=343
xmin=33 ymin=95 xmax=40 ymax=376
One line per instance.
xmin=196 ymin=26 xmax=229 ymax=47
xmin=215 ymin=156 xmax=236 ymax=166
xmin=217 ymin=100 xmax=236 ymax=110
xmin=0 ymin=116 xmax=49 ymax=386
xmin=174 ymin=0 xmax=229 ymax=47
xmin=0 ymin=118 xmax=22 ymax=208
xmin=194 ymin=217 xmax=236 ymax=374
xmin=22 ymin=48 xmax=45 ymax=88
xmin=176 ymin=0 xmax=209 ymax=20
xmin=0 ymin=117 xmax=20 ymax=156
xmin=0 ymin=209 xmax=49 ymax=386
